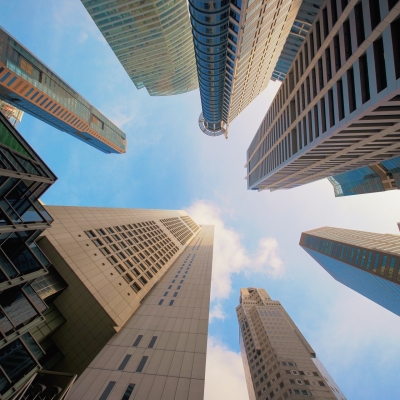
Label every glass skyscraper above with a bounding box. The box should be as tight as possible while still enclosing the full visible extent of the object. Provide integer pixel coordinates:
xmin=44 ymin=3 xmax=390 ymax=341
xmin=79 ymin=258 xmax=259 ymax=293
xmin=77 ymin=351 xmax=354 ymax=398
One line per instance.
xmin=237 ymin=288 xmax=345 ymax=400
xmin=189 ymin=0 xmax=323 ymax=137
xmin=82 ymin=0 xmax=199 ymax=96
xmin=328 ymin=156 xmax=400 ymax=197
xmin=300 ymin=227 xmax=400 ymax=317
xmin=0 ymin=27 xmax=126 ymax=154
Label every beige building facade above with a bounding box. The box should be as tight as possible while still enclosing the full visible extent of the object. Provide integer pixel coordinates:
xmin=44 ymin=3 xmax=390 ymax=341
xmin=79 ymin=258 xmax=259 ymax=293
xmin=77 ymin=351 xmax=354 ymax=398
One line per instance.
xmin=36 ymin=206 xmax=205 ymax=377
xmin=236 ymin=288 xmax=345 ymax=400
xmin=67 ymin=225 xmax=214 ymax=400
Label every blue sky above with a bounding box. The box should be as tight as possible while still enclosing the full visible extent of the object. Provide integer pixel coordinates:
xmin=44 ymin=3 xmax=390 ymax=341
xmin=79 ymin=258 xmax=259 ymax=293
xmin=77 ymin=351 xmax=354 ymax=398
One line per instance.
xmin=3 ymin=2 xmax=400 ymax=399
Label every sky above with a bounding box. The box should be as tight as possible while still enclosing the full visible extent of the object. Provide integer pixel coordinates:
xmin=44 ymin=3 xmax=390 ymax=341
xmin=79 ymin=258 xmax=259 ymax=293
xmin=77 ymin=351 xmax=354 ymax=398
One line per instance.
xmin=2 ymin=2 xmax=400 ymax=399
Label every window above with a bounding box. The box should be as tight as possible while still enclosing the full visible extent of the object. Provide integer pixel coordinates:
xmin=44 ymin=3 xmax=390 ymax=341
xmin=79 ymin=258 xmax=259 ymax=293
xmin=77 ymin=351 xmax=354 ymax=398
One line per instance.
xmin=99 ymin=382 xmax=116 ymax=400
xmin=118 ymin=354 xmax=131 ymax=371
xmin=373 ymin=37 xmax=387 ymax=92
xmin=359 ymin=53 xmax=370 ymax=103
xmin=369 ymin=0 xmax=381 ymax=30
xmin=164 ymin=291 xmax=168 ymax=296
xmin=130 ymin=333 xmax=143 ymax=348
xmin=158 ymin=299 xmax=164 ymax=305
xmin=148 ymin=336 xmax=157 ymax=348
xmin=169 ymin=300 xmax=174 ymax=306
xmin=173 ymin=292 xmax=178 ymax=297
xmin=354 ymin=2 xmax=365 ymax=46
xmin=391 ymin=17 xmax=400 ymax=79
xmin=136 ymin=356 xmax=148 ymax=372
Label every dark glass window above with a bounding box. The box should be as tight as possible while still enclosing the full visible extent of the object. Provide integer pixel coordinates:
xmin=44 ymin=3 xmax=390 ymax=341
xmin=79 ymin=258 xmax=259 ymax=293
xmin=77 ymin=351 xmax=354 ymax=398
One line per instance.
xmin=355 ymin=2 xmax=365 ymax=46
xmin=0 ymin=339 xmax=36 ymax=383
xmin=136 ymin=356 xmax=148 ymax=372
xmin=373 ymin=37 xmax=387 ymax=92
xmin=369 ymin=0 xmax=381 ymax=30
xmin=148 ymin=336 xmax=157 ymax=348
xmin=359 ymin=53 xmax=370 ymax=103
xmin=392 ymin=17 xmax=400 ymax=79
xmin=118 ymin=354 xmax=131 ymax=371
xmin=99 ymin=382 xmax=116 ymax=400
xmin=121 ymin=384 xmax=135 ymax=400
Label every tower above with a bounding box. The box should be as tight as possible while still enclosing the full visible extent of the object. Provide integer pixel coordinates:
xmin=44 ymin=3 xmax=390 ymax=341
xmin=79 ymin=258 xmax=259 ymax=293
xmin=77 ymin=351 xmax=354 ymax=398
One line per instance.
xmin=189 ymin=0 xmax=323 ymax=137
xmin=0 ymin=27 xmax=126 ymax=154
xmin=300 ymin=226 xmax=400 ymax=316
xmin=236 ymin=288 xmax=346 ymax=400
xmin=82 ymin=0 xmax=199 ymax=96
xmin=246 ymin=0 xmax=400 ymax=191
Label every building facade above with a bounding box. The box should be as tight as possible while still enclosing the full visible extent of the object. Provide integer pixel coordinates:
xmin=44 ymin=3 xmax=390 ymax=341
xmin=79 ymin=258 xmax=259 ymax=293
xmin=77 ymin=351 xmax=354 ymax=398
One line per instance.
xmin=0 ymin=110 xmax=60 ymax=398
xmin=236 ymin=288 xmax=345 ymax=400
xmin=300 ymin=226 xmax=400 ymax=316
xmin=190 ymin=0 xmax=323 ymax=137
xmin=66 ymin=224 xmax=213 ymax=400
xmin=328 ymin=155 xmax=400 ymax=196
xmin=246 ymin=0 xmax=400 ymax=191
xmin=82 ymin=0 xmax=198 ymax=96
xmin=34 ymin=206 xmax=203 ymax=376
xmin=0 ymin=27 xmax=126 ymax=154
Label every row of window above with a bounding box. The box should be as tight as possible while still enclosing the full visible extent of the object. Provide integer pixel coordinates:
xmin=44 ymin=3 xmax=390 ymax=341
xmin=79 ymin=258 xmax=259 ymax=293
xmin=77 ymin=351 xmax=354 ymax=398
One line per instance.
xmin=247 ymin=0 xmax=400 ymax=187
xmin=158 ymin=253 xmax=196 ymax=305
xmin=85 ymin=221 xmax=179 ymax=295
xmin=160 ymin=217 xmax=194 ymax=245
xmin=305 ymin=235 xmax=399 ymax=280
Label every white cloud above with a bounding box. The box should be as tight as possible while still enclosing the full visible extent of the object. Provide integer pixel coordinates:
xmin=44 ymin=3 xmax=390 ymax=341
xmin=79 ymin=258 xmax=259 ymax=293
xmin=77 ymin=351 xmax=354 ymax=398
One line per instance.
xmin=78 ymin=31 xmax=89 ymax=43
xmin=209 ymin=303 xmax=227 ymax=322
xmin=187 ymin=200 xmax=284 ymax=320
xmin=204 ymin=337 xmax=248 ymax=400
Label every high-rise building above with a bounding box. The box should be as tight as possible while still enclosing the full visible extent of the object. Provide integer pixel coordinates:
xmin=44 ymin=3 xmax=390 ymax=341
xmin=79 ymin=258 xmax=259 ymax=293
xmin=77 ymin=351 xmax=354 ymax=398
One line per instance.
xmin=246 ymin=1 xmax=400 ymax=192
xmin=0 ymin=111 xmax=70 ymax=399
xmin=82 ymin=0 xmax=198 ymax=96
xmin=328 ymin=155 xmax=400 ymax=197
xmin=300 ymin=226 xmax=400 ymax=316
xmin=67 ymin=224 xmax=213 ymax=400
xmin=0 ymin=27 xmax=126 ymax=154
xmin=189 ymin=0 xmax=323 ymax=137
xmin=236 ymin=288 xmax=345 ymax=400
xmin=32 ymin=206 xmax=212 ymax=390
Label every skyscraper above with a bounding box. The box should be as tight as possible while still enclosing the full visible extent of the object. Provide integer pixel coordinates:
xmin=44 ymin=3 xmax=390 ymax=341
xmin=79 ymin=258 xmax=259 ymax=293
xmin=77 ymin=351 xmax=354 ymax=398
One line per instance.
xmin=82 ymin=0 xmax=198 ymax=96
xmin=246 ymin=0 xmax=400 ymax=191
xmin=0 ymin=110 xmax=66 ymax=399
xmin=328 ymin=155 xmax=400 ymax=197
xmin=300 ymin=226 xmax=400 ymax=316
xmin=237 ymin=288 xmax=345 ymax=400
xmin=32 ymin=206 xmax=207 ymax=377
xmin=189 ymin=0 xmax=323 ymax=137
xmin=0 ymin=27 xmax=126 ymax=154
xmin=24 ymin=206 xmax=213 ymax=400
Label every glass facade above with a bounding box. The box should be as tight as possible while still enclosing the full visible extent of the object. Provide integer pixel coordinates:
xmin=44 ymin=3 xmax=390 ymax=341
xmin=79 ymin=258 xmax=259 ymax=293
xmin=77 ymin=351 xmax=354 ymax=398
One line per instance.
xmin=0 ymin=110 xmax=57 ymax=399
xmin=328 ymin=155 xmax=400 ymax=197
xmin=271 ymin=1 xmax=323 ymax=82
xmin=0 ymin=27 xmax=126 ymax=154
xmin=303 ymin=247 xmax=400 ymax=317
xmin=82 ymin=0 xmax=198 ymax=97
xmin=301 ymin=227 xmax=400 ymax=316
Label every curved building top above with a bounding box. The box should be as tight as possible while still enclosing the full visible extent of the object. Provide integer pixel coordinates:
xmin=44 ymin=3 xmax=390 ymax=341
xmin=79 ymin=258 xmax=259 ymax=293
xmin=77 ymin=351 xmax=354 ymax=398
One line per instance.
xmin=83 ymin=0 xmax=199 ymax=96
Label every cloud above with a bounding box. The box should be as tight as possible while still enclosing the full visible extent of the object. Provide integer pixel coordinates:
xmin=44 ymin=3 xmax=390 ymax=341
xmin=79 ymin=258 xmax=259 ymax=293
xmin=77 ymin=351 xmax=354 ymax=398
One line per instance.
xmin=310 ymin=288 xmax=400 ymax=370
xmin=78 ymin=31 xmax=89 ymax=43
xmin=187 ymin=200 xmax=284 ymax=320
xmin=204 ymin=337 xmax=248 ymax=400
xmin=209 ymin=303 xmax=227 ymax=322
